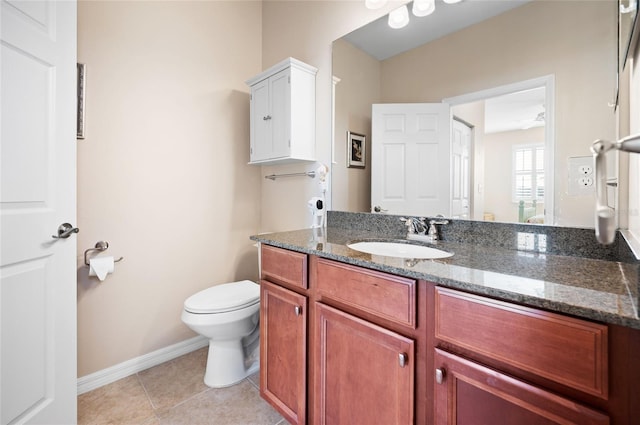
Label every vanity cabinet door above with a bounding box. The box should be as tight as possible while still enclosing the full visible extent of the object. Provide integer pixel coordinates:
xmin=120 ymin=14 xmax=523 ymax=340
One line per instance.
xmin=433 ymin=349 xmax=609 ymax=425
xmin=315 ymin=303 xmax=414 ymax=425
xmin=260 ymin=280 xmax=307 ymax=425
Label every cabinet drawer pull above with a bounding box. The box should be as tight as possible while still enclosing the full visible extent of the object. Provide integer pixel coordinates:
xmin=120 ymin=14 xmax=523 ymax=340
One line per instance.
xmin=294 ymin=305 xmax=302 ymax=316
xmin=398 ymin=352 xmax=408 ymax=368
xmin=435 ymin=368 xmax=445 ymax=384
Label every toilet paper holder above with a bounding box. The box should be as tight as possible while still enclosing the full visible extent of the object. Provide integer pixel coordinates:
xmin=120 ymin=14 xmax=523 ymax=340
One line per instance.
xmin=84 ymin=241 xmax=124 ymax=266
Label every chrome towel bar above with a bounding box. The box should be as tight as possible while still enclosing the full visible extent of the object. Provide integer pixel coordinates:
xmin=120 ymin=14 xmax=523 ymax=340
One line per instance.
xmin=264 ymin=170 xmax=316 ymax=180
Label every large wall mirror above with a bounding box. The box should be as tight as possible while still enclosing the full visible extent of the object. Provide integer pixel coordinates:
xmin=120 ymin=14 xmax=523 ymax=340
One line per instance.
xmin=331 ymin=0 xmax=620 ymax=228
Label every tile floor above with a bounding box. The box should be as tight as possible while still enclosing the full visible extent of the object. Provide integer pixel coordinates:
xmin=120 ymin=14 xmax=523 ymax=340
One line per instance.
xmin=78 ymin=347 xmax=285 ymax=425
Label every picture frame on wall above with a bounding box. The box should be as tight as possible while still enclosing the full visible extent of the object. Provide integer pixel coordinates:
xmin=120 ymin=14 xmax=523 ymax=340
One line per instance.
xmin=347 ymin=131 xmax=365 ymax=168
xmin=77 ymin=63 xmax=86 ymax=139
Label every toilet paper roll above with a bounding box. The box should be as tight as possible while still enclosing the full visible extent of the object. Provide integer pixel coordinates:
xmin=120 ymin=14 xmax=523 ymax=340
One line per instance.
xmin=89 ymin=256 xmax=115 ymax=281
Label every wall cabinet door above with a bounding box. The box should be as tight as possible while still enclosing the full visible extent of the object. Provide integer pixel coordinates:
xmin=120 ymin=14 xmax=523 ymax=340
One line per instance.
xmin=260 ymin=280 xmax=307 ymax=425
xmin=315 ymin=303 xmax=415 ymax=425
xmin=249 ymin=69 xmax=290 ymax=163
xmin=433 ymin=349 xmax=609 ymax=425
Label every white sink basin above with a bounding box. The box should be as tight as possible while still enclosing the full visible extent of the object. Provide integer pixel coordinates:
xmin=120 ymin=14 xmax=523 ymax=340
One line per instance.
xmin=347 ymin=241 xmax=453 ymax=259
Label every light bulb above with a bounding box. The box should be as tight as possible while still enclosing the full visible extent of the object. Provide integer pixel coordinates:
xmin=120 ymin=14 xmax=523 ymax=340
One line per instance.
xmin=388 ymin=5 xmax=410 ymax=29
xmin=365 ymin=0 xmax=388 ymax=9
xmin=412 ymin=0 xmax=435 ymax=17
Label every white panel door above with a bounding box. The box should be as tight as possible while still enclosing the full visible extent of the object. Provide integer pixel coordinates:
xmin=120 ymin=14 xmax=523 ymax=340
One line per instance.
xmin=1 ymin=1 xmax=77 ymax=424
xmin=372 ymin=103 xmax=451 ymax=217
xmin=451 ymin=119 xmax=472 ymax=219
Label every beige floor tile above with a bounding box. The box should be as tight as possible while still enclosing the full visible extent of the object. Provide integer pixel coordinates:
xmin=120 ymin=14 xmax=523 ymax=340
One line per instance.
xmin=78 ymin=375 xmax=156 ymax=425
xmin=138 ymin=347 xmax=209 ymax=411
xmin=157 ymin=380 xmax=283 ymax=425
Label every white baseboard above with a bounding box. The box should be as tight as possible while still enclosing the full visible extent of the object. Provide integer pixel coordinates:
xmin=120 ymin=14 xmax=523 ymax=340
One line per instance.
xmin=77 ymin=335 xmax=208 ymax=395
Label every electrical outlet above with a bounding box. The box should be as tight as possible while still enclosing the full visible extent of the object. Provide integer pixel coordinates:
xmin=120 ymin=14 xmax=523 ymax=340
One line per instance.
xmin=568 ymin=156 xmax=595 ymax=196
xmin=578 ymin=165 xmax=593 ymax=175
xmin=578 ymin=177 xmax=593 ymax=187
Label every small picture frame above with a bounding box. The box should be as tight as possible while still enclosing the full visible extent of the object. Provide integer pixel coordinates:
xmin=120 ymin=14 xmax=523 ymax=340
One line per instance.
xmin=77 ymin=63 xmax=86 ymax=139
xmin=347 ymin=131 xmax=366 ymax=168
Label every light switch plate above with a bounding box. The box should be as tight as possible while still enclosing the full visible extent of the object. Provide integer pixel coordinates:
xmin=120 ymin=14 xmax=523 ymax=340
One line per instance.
xmin=568 ymin=156 xmax=595 ymax=196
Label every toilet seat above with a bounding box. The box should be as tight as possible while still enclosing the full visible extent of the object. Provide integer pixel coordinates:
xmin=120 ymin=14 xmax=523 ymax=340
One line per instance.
xmin=184 ymin=280 xmax=260 ymax=314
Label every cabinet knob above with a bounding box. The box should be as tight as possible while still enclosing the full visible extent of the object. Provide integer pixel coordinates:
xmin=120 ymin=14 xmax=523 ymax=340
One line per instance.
xmin=398 ymin=352 xmax=408 ymax=368
xmin=294 ymin=305 xmax=302 ymax=316
xmin=435 ymin=368 xmax=446 ymax=384
xmin=263 ymin=115 xmax=272 ymax=121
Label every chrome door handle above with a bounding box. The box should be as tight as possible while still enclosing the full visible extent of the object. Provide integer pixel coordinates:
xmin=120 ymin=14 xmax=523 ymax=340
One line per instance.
xmin=52 ymin=223 xmax=79 ymax=239
xmin=373 ymin=205 xmax=388 ymax=213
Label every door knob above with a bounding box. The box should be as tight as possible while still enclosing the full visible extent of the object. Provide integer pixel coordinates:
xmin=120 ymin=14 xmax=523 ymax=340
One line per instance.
xmin=52 ymin=223 xmax=79 ymax=239
xmin=373 ymin=205 xmax=388 ymax=213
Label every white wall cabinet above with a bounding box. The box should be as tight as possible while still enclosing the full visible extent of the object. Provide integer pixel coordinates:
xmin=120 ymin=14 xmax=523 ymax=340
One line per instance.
xmin=246 ymin=58 xmax=317 ymax=165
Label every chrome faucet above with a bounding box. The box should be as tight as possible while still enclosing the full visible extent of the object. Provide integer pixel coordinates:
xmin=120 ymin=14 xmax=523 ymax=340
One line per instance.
xmin=400 ymin=217 xmax=427 ymax=236
xmin=401 ymin=216 xmax=449 ymax=242
xmin=427 ymin=217 xmax=450 ymax=241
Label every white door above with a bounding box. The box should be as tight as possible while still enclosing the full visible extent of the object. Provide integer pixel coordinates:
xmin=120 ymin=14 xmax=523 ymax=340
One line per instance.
xmin=1 ymin=1 xmax=77 ymax=424
xmin=451 ymin=119 xmax=472 ymax=219
xmin=371 ymin=103 xmax=451 ymax=217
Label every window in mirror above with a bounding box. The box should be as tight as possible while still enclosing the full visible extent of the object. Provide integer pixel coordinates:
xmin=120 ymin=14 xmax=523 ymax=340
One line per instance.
xmin=513 ymin=144 xmax=544 ymax=202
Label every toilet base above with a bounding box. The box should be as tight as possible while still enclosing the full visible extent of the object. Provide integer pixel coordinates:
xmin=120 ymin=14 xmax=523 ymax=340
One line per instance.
xmin=203 ymin=339 xmax=259 ymax=388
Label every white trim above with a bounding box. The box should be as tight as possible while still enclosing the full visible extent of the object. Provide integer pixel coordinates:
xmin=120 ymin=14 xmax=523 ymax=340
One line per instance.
xmin=443 ymin=75 xmax=556 ymax=224
xmin=77 ymin=335 xmax=208 ymax=395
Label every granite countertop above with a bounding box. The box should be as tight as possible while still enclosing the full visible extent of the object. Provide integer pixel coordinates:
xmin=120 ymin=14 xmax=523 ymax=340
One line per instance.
xmin=251 ymin=226 xmax=640 ymax=330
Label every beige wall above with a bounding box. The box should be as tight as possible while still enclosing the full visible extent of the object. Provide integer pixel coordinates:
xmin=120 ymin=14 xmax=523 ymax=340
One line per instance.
xmin=483 ymin=128 xmax=546 ymax=223
xmin=628 ymin=39 xmax=640 ymax=239
xmin=380 ymin=0 xmax=617 ymax=227
xmin=332 ymin=39 xmax=381 ymax=213
xmin=77 ymin=1 xmax=262 ymax=377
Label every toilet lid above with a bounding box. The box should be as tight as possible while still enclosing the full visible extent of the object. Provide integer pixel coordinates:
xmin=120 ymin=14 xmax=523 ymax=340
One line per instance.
xmin=184 ymin=280 xmax=260 ymax=314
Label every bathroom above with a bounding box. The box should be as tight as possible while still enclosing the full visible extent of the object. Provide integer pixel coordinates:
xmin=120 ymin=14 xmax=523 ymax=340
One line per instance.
xmin=1 ymin=0 xmax=639 ymax=424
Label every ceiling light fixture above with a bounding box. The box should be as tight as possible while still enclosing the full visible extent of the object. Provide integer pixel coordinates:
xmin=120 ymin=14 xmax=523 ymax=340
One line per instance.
xmin=365 ymin=0 xmax=388 ymax=10
xmin=388 ymin=4 xmax=410 ymax=29
xmin=412 ymin=0 xmax=435 ymax=17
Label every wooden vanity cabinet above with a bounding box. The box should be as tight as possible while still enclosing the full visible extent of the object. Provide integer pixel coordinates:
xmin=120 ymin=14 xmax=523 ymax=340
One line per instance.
xmin=313 ymin=258 xmax=421 ymax=425
xmin=260 ymin=246 xmax=309 ymax=425
xmin=431 ymin=287 xmax=611 ymax=425
xmin=433 ymin=349 xmax=609 ymax=425
xmin=259 ymin=245 xmax=640 ymax=425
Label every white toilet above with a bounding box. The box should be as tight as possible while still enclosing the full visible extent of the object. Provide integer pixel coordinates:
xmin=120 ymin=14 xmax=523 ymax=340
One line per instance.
xmin=181 ymin=280 xmax=260 ymax=388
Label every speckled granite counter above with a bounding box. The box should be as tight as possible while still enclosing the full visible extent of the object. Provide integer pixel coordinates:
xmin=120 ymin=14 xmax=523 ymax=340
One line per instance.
xmin=251 ymin=224 xmax=640 ymax=330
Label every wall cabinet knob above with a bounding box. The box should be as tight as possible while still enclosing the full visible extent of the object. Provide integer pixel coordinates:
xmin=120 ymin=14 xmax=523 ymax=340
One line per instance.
xmin=263 ymin=115 xmax=272 ymax=121
xmin=435 ymin=368 xmax=446 ymax=384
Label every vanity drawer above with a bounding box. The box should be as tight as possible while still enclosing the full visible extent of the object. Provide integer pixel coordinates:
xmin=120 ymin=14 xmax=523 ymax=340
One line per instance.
xmin=316 ymin=258 xmax=416 ymax=328
xmin=434 ymin=287 xmax=608 ymax=399
xmin=261 ymin=245 xmax=308 ymax=289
